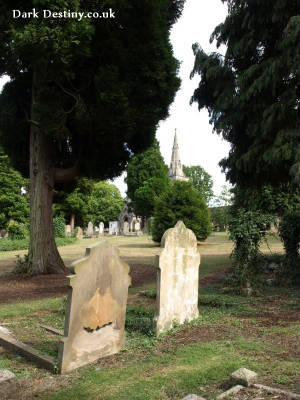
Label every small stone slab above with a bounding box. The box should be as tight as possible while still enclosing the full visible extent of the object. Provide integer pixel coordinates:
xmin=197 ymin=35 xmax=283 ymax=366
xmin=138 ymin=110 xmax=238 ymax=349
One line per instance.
xmin=253 ymin=383 xmax=300 ymax=399
xmin=0 ymin=332 xmax=56 ymax=372
xmin=230 ymin=367 xmax=258 ymax=387
xmin=217 ymin=385 xmax=244 ymax=399
xmin=181 ymin=395 xmax=206 ymax=400
xmin=0 ymin=370 xmax=19 ymax=399
xmin=40 ymin=324 xmax=63 ymax=336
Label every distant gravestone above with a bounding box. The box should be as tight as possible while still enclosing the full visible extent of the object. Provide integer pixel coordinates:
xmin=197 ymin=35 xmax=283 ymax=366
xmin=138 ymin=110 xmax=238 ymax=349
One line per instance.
xmin=76 ymin=227 xmax=83 ymax=239
xmin=154 ymin=221 xmax=200 ymax=336
xmin=58 ymin=241 xmax=131 ymax=373
xmin=123 ymin=221 xmax=129 ymax=235
xmin=65 ymin=225 xmax=72 ymax=237
xmin=86 ymin=221 xmax=94 ymax=237
xmin=134 ymin=220 xmax=141 ymax=232
xmin=108 ymin=221 xmax=119 ymax=235
xmin=98 ymin=222 xmax=104 ymax=237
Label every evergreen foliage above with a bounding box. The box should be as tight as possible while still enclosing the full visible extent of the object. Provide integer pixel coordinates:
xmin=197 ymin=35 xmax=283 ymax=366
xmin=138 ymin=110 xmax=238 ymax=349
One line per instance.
xmin=190 ymin=0 xmax=299 ymax=187
xmin=53 ymin=216 xmax=66 ymax=238
xmin=151 ymin=181 xmax=211 ymax=242
xmin=126 ymin=140 xmax=170 ymax=217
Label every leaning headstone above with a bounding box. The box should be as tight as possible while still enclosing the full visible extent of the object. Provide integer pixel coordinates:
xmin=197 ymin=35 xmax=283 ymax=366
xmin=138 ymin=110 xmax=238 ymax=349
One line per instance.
xmin=98 ymin=222 xmax=104 ymax=236
xmin=86 ymin=221 xmax=94 ymax=237
xmin=76 ymin=227 xmax=83 ymax=239
xmin=65 ymin=225 xmax=72 ymax=237
xmin=58 ymin=241 xmax=131 ymax=373
xmin=154 ymin=221 xmax=200 ymax=336
xmin=0 ymin=370 xmax=19 ymax=399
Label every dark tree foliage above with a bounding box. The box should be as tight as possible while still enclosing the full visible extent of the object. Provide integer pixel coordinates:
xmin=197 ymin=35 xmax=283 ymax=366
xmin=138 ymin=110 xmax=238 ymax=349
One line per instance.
xmin=190 ymin=0 xmax=299 ymax=188
xmin=0 ymin=0 xmax=184 ymax=274
xmin=151 ymin=181 xmax=211 ymax=242
xmin=126 ymin=140 xmax=170 ymax=217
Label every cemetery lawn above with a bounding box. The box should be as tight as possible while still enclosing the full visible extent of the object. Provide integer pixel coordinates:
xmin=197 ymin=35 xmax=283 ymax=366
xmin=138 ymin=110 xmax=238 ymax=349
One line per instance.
xmin=0 ymin=233 xmax=299 ymax=399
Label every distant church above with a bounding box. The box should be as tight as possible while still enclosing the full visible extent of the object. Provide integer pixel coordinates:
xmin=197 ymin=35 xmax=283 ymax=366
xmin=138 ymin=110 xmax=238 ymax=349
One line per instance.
xmin=118 ymin=130 xmax=187 ymax=234
xmin=168 ymin=129 xmax=189 ymax=182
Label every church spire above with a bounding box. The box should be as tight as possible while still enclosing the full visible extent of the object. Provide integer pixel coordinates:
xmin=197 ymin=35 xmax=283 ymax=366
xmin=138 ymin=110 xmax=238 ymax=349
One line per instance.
xmin=168 ymin=129 xmax=189 ymax=181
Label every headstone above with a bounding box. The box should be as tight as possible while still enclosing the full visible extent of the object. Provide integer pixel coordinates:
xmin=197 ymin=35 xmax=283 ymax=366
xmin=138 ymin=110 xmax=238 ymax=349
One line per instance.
xmin=98 ymin=222 xmax=104 ymax=236
xmin=0 ymin=229 xmax=7 ymax=238
xmin=58 ymin=241 xmax=131 ymax=373
xmin=76 ymin=227 xmax=83 ymax=239
xmin=123 ymin=221 xmax=129 ymax=234
xmin=134 ymin=220 xmax=141 ymax=232
xmin=108 ymin=221 xmax=119 ymax=235
xmin=154 ymin=221 xmax=200 ymax=336
xmin=65 ymin=225 xmax=72 ymax=237
xmin=86 ymin=221 xmax=94 ymax=237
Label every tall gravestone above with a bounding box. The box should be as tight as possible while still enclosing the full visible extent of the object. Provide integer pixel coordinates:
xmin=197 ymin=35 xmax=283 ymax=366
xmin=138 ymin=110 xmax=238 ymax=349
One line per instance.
xmin=98 ymin=222 xmax=104 ymax=236
xmin=58 ymin=241 xmax=131 ymax=373
xmin=154 ymin=221 xmax=200 ymax=336
xmin=86 ymin=221 xmax=94 ymax=237
xmin=76 ymin=227 xmax=83 ymax=239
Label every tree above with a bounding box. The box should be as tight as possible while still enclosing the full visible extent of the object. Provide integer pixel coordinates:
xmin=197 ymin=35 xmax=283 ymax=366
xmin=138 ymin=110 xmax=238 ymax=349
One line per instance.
xmin=190 ymin=0 xmax=299 ymax=188
xmin=183 ymin=165 xmax=214 ymax=203
xmin=87 ymin=181 xmax=124 ymax=226
xmin=0 ymin=149 xmax=29 ymax=229
xmin=126 ymin=140 xmax=170 ymax=217
xmin=151 ymin=181 xmax=211 ymax=242
xmin=0 ymin=0 xmax=184 ymax=274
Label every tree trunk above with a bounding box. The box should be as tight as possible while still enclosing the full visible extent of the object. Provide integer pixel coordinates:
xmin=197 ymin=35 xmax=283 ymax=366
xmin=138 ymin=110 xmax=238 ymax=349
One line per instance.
xmin=70 ymin=213 xmax=75 ymax=234
xmin=28 ymin=67 xmax=66 ymax=275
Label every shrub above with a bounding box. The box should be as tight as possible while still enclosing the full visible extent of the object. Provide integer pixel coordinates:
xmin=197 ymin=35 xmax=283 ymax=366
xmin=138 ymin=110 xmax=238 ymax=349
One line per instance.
xmin=0 ymin=237 xmax=76 ymax=251
xmin=151 ymin=181 xmax=211 ymax=242
xmin=278 ymin=213 xmax=300 ymax=285
xmin=53 ymin=216 xmax=65 ymax=238
xmin=7 ymin=221 xmax=27 ymax=240
xmin=228 ymin=209 xmax=275 ymax=289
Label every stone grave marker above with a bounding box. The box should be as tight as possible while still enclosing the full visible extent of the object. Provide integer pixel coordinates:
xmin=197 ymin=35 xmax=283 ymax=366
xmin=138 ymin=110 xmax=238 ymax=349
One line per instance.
xmin=123 ymin=221 xmax=129 ymax=234
xmin=76 ymin=227 xmax=83 ymax=239
xmin=86 ymin=221 xmax=94 ymax=237
xmin=98 ymin=222 xmax=104 ymax=236
xmin=154 ymin=221 xmax=200 ymax=336
xmin=108 ymin=221 xmax=119 ymax=235
xmin=65 ymin=225 xmax=72 ymax=237
xmin=58 ymin=241 xmax=131 ymax=373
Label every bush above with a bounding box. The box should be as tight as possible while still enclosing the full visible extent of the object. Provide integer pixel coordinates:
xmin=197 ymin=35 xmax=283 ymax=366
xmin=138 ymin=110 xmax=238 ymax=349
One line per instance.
xmin=278 ymin=213 xmax=300 ymax=285
xmin=151 ymin=181 xmax=211 ymax=242
xmin=0 ymin=236 xmax=76 ymax=251
xmin=7 ymin=221 xmax=27 ymax=240
xmin=53 ymin=216 xmax=65 ymax=238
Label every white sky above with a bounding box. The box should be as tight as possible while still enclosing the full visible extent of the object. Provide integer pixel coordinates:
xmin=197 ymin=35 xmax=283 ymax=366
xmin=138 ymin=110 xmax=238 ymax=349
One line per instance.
xmin=0 ymin=1 xmax=230 ymax=198
xmin=113 ymin=0 xmax=230 ymax=197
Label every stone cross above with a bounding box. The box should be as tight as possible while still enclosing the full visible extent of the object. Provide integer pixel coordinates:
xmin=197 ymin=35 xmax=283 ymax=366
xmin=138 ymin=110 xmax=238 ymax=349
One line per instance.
xmin=58 ymin=241 xmax=131 ymax=373
xmin=154 ymin=221 xmax=200 ymax=336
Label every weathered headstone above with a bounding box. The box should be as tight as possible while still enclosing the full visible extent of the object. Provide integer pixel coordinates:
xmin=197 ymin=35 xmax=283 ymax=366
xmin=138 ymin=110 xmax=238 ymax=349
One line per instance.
xmin=58 ymin=241 xmax=131 ymax=373
xmin=98 ymin=222 xmax=104 ymax=236
xmin=65 ymin=225 xmax=72 ymax=237
xmin=108 ymin=221 xmax=119 ymax=235
xmin=154 ymin=221 xmax=200 ymax=336
xmin=123 ymin=221 xmax=129 ymax=234
xmin=86 ymin=221 xmax=94 ymax=237
xmin=76 ymin=227 xmax=83 ymax=239
xmin=134 ymin=220 xmax=141 ymax=232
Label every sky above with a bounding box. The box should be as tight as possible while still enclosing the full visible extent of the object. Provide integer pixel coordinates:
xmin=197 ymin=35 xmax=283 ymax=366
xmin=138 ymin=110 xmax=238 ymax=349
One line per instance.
xmin=0 ymin=0 xmax=230 ymax=199
xmin=112 ymin=0 xmax=230 ymax=198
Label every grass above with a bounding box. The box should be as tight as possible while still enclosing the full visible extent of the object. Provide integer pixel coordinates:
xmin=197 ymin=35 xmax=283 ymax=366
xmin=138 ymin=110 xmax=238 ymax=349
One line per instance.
xmin=0 ymin=232 xmax=298 ymax=399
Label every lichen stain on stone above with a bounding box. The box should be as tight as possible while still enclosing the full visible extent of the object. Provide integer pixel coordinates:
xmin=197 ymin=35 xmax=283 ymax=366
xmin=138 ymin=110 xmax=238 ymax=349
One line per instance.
xmin=81 ymin=287 xmax=118 ymax=331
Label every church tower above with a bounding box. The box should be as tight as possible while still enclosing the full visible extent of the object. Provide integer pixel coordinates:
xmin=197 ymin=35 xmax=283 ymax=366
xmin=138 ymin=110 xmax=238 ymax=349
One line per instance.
xmin=168 ymin=130 xmax=189 ymax=181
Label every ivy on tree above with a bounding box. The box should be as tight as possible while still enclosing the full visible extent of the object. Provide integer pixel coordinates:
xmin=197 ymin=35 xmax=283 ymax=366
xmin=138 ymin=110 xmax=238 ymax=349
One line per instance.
xmin=0 ymin=0 xmax=184 ymax=274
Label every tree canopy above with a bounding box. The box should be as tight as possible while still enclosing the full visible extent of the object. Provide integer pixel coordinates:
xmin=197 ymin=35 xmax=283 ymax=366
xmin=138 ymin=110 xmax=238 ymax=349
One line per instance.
xmin=183 ymin=165 xmax=214 ymax=203
xmin=190 ymin=0 xmax=299 ymax=188
xmin=0 ymin=149 xmax=29 ymax=229
xmin=151 ymin=181 xmax=211 ymax=242
xmin=0 ymin=0 xmax=184 ymax=274
xmin=126 ymin=140 xmax=170 ymax=217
